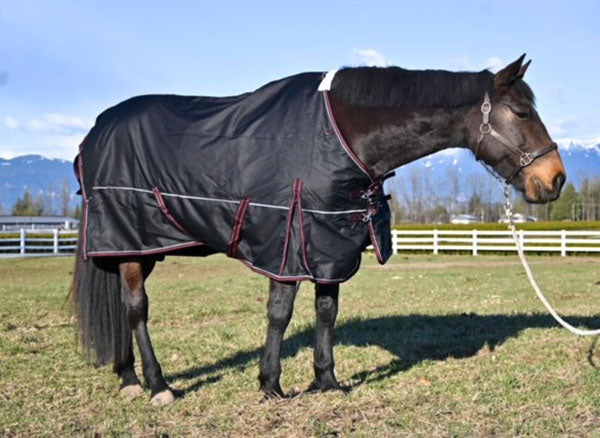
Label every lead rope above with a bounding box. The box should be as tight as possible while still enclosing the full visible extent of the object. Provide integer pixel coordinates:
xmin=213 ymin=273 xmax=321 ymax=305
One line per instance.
xmin=502 ymin=184 xmax=600 ymax=336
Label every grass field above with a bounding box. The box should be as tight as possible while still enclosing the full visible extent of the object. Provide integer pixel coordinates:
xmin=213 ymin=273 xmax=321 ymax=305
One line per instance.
xmin=2 ymin=253 xmax=600 ymax=437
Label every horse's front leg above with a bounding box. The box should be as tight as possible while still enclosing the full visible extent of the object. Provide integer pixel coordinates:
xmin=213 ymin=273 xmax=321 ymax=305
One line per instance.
xmin=259 ymin=279 xmax=298 ymax=398
xmin=309 ymin=283 xmax=342 ymax=392
xmin=119 ymin=259 xmax=174 ymax=406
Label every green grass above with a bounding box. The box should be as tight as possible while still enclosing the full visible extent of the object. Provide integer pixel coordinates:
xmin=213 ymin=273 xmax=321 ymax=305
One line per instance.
xmin=2 ymin=254 xmax=600 ymax=436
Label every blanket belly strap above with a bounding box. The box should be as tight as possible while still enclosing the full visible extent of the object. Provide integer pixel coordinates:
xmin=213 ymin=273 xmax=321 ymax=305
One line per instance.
xmin=227 ymin=198 xmax=251 ymax=258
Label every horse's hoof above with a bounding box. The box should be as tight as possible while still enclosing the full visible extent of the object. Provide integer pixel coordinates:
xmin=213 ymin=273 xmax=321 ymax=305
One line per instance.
xmin=150 ymin=389 xmax=176 ymax=406
xmin=260 ymin=385 xmax=286 ymax=400
xmin=120 ymin=384 xmax=144 ymax=399
xmin=307 ymin=380 xmax=346 ymax=393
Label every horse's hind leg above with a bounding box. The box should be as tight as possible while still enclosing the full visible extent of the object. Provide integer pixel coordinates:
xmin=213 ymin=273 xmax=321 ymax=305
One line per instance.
xmin=119 ymin=258 xmax=175 ymax=405
xmin=259 ymin=279 xmax=298 ymax=398
xmin=115 ymin=337 xmax=143 ymax=398
xmin=309 ymin=283 xmax=342 ymax=392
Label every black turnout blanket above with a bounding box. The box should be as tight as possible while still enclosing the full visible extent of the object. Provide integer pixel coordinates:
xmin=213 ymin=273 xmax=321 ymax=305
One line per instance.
xmin=76 ymin=72 xmax=392 ymax=283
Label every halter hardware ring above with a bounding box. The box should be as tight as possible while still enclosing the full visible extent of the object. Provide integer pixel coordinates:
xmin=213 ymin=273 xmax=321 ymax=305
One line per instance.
xmin=519 ymin=153 xmax=533 ymax=167
xmin=481 ymin=101 xmax=491 ymax=114
xmin=479 ymin=123 xmax=491 ymax=134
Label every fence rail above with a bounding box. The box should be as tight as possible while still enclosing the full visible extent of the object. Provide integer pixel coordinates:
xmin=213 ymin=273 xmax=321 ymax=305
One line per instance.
xmin=0 ymin=229 xmax=77 ymax=257
xmin=1 ymin=228 xmax=600 ymax=258
xmin=390 ymin=229 xmax=600 ymax=256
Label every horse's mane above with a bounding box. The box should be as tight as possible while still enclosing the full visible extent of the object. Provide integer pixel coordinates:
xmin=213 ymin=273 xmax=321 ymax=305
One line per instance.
xmin=331 ymin=66 xmax=507 ymax=109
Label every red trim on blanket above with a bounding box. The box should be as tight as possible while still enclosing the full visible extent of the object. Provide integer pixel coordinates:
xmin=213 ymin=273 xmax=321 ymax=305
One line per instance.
xmin=227 ymin=197 xmax=250 ymax=258
xmin=323 ymin=91 xmax=373 ymax=181
xmin=76 ymin=153 xmax=89 ymax=261
xmin=368 ymin=220 xmax=384 ymax=264
xmin=295 ymin=180 xmax=315 ymax=278
xmin=278 ymin=180 xmax=299 ymax=276
xmin=240 ymin=260 xmax=348 ymax=285
xmin=152 ymin=186 xmax=191 ymax=234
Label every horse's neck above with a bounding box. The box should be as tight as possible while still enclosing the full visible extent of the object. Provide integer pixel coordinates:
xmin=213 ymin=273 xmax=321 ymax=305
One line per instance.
xmin=329 ymin=96 xmax=472 ymax=179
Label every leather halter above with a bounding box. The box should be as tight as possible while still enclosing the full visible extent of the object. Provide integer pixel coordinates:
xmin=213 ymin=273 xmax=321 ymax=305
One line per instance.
xmin=475 ymin=92 xmax=558 ymax=184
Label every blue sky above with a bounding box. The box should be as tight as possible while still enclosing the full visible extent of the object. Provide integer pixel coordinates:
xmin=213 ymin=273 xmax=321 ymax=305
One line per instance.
xmin=1 ymin=0 xmax=599 ymax=160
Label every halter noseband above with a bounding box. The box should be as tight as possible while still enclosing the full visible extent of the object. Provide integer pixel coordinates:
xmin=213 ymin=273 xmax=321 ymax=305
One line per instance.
xmin=475 ymin=92 xmax=557 ymax=184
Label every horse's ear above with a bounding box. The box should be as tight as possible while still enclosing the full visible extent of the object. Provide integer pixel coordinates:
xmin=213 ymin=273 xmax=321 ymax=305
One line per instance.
xmin=494 ymin=54 xmax=526 ymax=88
xmin=516 ymin=59 xmax=531 ymax=79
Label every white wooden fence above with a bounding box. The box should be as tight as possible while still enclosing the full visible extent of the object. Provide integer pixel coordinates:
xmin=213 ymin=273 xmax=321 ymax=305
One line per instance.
xmin=0 ymin=229 xmax=78 ymax=257
xmin=390 ymin=229 xmax=600 ymax=256
xmin=1 ymin=228 xmax=600 ymax=257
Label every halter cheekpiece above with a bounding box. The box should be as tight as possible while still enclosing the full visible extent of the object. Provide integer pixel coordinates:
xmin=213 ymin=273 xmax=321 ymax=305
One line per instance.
xmin=475 ymin=92 xmax=557 ymax=184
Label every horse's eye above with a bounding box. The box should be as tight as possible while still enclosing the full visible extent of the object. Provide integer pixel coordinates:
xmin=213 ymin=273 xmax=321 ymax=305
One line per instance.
xmin=508 ymin=107 xmax=529 ymax=120
xmin=515 ymin=111 xmax=529 ymax=120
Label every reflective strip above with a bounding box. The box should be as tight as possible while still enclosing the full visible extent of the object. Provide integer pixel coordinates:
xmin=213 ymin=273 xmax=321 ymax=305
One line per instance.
xmin=92 ymin=186 xmax=367 ymax=215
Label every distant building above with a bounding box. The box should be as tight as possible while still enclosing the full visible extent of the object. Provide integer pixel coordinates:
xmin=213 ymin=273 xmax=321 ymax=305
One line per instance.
xmin=0 ymin=216 xmax=80 ymax=231
xmin=498 ymin=213 xmax=537 ymax=224
xmin=450 ymin=214 xmax=480 ymax=224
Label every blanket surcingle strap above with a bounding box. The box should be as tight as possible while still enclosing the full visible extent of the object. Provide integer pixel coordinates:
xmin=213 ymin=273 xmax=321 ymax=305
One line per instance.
xmin=75 ymin=72 xmax=392 ymax=283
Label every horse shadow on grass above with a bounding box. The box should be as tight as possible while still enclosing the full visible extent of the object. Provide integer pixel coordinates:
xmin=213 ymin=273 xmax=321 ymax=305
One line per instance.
xmin=167 ymin=313 xmax=600 ymax=395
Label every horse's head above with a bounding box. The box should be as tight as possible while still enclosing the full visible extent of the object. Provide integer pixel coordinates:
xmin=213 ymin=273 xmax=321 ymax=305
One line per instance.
xmin=470 ymin=55 xmax=565 ymax=203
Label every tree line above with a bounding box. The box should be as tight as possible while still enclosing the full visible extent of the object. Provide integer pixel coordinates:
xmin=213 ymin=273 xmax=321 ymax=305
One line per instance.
xmin=3 ymin=171 xmax=598 ymax=224
xmin=5 ymin=180 xmax=82 ymax=219
xmin=389 ymin=167 xmax=600 ymax=224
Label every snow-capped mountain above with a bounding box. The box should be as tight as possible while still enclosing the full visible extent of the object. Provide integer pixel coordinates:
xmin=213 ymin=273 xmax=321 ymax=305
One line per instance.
xmin=0 ymin=155 xmax=79 ymax=214
xmin=390 ymin=138 xmax=600 ymax=201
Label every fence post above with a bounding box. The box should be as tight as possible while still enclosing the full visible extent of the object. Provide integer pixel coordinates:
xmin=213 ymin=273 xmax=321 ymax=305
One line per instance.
xmin=472 ymin=229 xmax=478 ymax=256
xmin=433 ymin=229 xmax=439 ymax=255
xmin=392 ymin=230 xmax=398 ymax=254
xmin=53 ymin=229 xmax=59 ymax=254
xmin=20 ymin=229 xmax=25 ymax=255
xmin=561 ymin=229 xmax=567 ymax=257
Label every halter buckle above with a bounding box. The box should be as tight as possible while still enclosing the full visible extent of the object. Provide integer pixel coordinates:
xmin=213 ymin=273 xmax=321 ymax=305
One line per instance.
xmin=519 ymin=153 xmax=533 ymax=167
xmin=481 ymin=101 xmax=491 ymax=114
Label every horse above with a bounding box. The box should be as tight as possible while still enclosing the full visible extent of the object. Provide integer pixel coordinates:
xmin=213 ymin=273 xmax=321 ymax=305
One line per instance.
xmin=70 ymin=54 xmax=565 ymax=405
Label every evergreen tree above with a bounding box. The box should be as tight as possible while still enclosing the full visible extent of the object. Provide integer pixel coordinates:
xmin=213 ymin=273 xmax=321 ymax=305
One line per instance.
xmin=11 ymin=188 xmax=45 ymax=216
xmin=72 ymin=204 xmax=83 ymax=220
xmin=550 ymin=183 xmax=580 ymax=221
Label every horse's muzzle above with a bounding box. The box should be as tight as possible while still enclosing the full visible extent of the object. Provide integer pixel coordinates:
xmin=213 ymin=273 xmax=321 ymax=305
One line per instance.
xmin=527 ymin=172 xmax=565 ymax=203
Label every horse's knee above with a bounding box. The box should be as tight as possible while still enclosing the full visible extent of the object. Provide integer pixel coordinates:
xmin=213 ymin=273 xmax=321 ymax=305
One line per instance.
xmin=267 ymin=296 xmax=294 ymax=329
xmin=315 ymin=294 xmax=338 ymax=325
xmin=316 ymin=294 xmax=335 ymax=312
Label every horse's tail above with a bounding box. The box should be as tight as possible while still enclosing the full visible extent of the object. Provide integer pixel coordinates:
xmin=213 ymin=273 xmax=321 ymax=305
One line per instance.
xmin=70 ymin=228 xmax=131 ymax=367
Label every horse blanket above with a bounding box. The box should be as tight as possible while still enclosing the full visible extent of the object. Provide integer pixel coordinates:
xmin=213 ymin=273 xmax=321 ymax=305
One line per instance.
xmin=75 ymin=72 xmax=392 ymax=283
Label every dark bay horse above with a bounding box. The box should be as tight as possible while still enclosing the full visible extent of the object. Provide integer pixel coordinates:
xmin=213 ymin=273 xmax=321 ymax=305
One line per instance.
xmin=71 ymin=55 xmax=565 ymax=405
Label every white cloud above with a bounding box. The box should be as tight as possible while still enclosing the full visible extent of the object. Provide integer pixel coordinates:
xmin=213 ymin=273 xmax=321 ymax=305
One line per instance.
xmin=446 ymin=55 xmax=505 ymax=72
xmin=547 ymin=116 xmax=578 ymax=137
xmin=3 ymin=115 xmax=19 ymax=130
xmin=26 ymin=113 xmax=91 ymax=134
xmin=483 ymin=56 xmax=504 ymax=73
xmin=352 ymin=49 xmax=391 ymax=67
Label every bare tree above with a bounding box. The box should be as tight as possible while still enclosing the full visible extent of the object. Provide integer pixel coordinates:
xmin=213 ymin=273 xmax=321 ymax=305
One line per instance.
xmin=60 ymin=180 xmax=72 ymax=216
xmin=399 ymin=168 xmax=424 ymax=222
xmin=445 ymin=165 xmax=460 ymax=216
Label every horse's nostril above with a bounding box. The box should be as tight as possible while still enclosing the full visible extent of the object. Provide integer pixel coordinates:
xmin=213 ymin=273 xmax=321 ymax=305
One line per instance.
xmin=553 ymin=173 xmax=566 ymax=192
